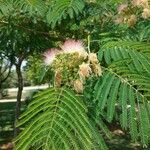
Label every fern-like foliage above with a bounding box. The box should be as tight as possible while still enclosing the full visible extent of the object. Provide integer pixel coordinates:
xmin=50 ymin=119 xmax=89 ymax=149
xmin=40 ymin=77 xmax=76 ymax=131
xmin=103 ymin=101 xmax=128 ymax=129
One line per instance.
xmin=0 ymin=0 xmax=45 ymax=19
xmin=98 ymin=41 xmax=150 ymax=73
xmin=94 ymin=69 xmax=150 ymax=144
xmin=46 ymin=0 xmax=85 ymax=28
xmin=0 ymin=0 xmax=85 ymax=27
xmin=94 ymin=41 xmax=150 ymax=146
xmin=14 ymin=88 xmax=108 ymax=150
xmin=15 ymin=0 xmax=46 ymax=16
xmin=0 ymin=0 xmax=14 ymax=17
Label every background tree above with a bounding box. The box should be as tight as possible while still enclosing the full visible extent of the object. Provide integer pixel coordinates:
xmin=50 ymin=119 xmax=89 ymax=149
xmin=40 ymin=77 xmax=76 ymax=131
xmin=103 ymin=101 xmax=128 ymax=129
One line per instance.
xmin=0 ymin=53 xmax=12 ymax=98
xmin=25 ymin=53 xmax=52 ymax=86
xmin=0 ymin=0 xmax=86 ymax=136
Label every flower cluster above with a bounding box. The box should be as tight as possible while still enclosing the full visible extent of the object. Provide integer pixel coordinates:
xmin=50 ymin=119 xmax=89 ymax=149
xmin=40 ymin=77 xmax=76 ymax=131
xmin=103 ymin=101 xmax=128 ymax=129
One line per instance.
xmin=115 ymin=0 xmax=150 ymax=27
xmin=43 ymin=39 xmax=102 ymax=93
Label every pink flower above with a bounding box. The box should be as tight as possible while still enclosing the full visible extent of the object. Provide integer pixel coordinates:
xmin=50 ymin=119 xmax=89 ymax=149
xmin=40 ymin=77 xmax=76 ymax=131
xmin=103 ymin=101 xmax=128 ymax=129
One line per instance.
xmin=43 ymin=48 xmax=60 ymax=65
xmin=61 ymin=39 xmax=88 ymax=59
xmin=61 ymin=39 xmax=86 ymax=53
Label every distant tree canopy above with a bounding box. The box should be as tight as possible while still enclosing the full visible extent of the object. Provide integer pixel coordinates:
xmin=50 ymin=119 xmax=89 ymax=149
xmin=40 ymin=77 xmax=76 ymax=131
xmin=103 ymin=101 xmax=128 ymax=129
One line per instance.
xmin=0 ymin=53 xmax=12 ymax=98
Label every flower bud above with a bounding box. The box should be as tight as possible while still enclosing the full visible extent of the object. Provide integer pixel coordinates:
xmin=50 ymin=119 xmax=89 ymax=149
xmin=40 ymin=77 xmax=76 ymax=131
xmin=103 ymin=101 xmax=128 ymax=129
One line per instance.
xmin=118 ymin=4 xmax=128 ymax=14
xmin=114 ymin=17 xmax=124 ymax=24
xmin=88 ymin=53 xmax=99 ymax=64
xmin=142 ymin=8 xmax=150 ymax=19
xmin=132 ymin=0 xmax=149 ymax=7
xmin=93 ymin=63 xmax=102 ymax=76
xmin=127 ymin=15 xmax=137 ymax=27
xmin=73 ymin=79 xmax=84 ymax=93
xmin=78 ymin=63 xmax=92 ymax=80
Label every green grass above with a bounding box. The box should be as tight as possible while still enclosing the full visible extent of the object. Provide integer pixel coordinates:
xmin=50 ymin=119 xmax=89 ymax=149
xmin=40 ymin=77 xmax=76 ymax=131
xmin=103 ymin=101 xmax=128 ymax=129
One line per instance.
xmin=0 ymin=102 xmax=26 ymax=145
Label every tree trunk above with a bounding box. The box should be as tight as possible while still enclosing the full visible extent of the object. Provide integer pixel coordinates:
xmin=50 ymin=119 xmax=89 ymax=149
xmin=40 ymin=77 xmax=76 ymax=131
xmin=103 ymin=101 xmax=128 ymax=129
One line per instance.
xmin=14 ymin=62 xmax=23 ymax=137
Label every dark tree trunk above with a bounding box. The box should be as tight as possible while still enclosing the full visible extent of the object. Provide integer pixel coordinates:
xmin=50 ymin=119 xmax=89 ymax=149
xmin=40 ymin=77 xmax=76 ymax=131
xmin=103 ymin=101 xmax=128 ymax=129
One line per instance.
xmin=14 ymin=62 xmax=23 ymax=137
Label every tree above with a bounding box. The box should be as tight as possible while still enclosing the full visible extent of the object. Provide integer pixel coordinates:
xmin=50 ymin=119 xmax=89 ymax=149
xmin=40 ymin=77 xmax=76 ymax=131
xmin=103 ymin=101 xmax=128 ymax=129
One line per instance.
xmin=14 ymin=39 xmax=150 ymax=149
xmin=0 ymin=53 xmax=12 ymax=98
xmin=1 ymin=0 xmax=150 ymax=149
xmin=0 ymin=0 xmax=86 ymax=136
xmin=25 ymin=53 xmax=47 ymax=85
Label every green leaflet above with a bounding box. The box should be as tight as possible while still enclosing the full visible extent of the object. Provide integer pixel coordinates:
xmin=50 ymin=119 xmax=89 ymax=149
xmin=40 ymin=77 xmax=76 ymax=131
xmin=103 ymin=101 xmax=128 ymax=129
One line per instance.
xmin=46 ymin=0 xmax=85 ymax=28
xmin=0 ymin=0 xmax=84 ymax=28
xmin=94 ymin=67 xmax=150 ymax=146
xmin=15 ymin=0 xmax=46 ymax=16
xmin=98 ymin=40 xmax=150 ymax=73
xmin=128 ymin=87 xmax=138 ymax=142
xmin=94 ymin=72 xmax=116 ymax=114
xmin=92 ymin=117 xmax=112 ymax=139
xmin=107 ymin=78 xmax=120 ymax=122
xmin=119 ymin=82 xmax=128 ymax=129
xmin=15 ymin=87 xmax=107 ymax=150
xmin=137 ymin=94 xmax=150 ymax=147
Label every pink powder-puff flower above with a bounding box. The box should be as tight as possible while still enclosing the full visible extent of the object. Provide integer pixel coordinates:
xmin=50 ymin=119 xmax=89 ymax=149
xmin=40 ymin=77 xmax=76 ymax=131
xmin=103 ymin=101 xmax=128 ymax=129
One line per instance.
xmin=61 ymin=39 xmax=85 ymax=53
xmin=43 ymin=48 xmax=60 ymax=65
xmin=60 ymin=39 xmax=88 ymax=58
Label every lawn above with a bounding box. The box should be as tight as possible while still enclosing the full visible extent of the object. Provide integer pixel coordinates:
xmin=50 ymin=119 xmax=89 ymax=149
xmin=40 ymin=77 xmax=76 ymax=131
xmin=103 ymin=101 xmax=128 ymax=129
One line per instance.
xmin=0 ymin=102 xmax=25 ymax=146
